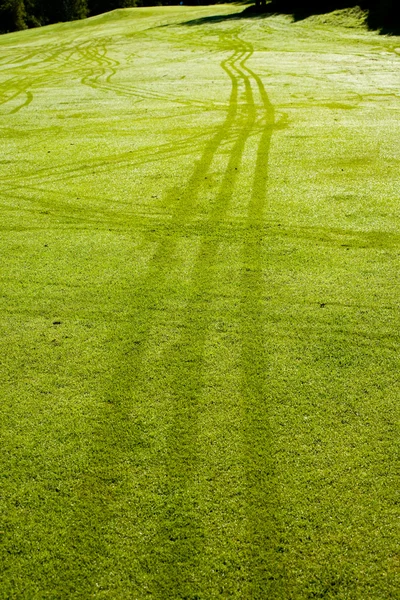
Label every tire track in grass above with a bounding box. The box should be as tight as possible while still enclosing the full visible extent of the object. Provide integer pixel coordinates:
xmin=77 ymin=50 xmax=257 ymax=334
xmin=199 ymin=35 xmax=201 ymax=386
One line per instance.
xmin=73 ymin=35 xmax=224 ymax=110
xmin=0 ymin=35 xmax=133 ymax=114
xmin=154 ymin=31 xmax=277 ymax=594
xmin=3 ymin=25 xmax=279 ymax=596
xmin=9 ymin=90 xmax=33 ymax=114
xmin=0 ymin=48 xmax=43 ymax=69
xmin=0 ymin=48 xmax=247 ymax=226
xmin=0 ymin=39 xmax=97 ymax=113
xmin=148 ymin=35 xmax=259 ymax=598
xmin=0 ymin=127 xmax=212 ymax=190
xmin=76 ymin=32 xmax=279 ymax=598
xmin=239 ymin=48 xmax=284 ymax=597
xmin=187 ymin=35 xmax=281 ymax=598
xmin=0 ymin=75 xmax=31 ymax=109
xmin=1 ymin=32 xmax=266 ymax=217
xmin=0 ymin=35 xmax=232 ymax=193
xmin=0 ymin=41 xmax=77 ymax=112
xmin=51 ymin=36 xmax=250 ymax=596
xmin=148 ymin=31 xmax=285 ymax=598
xmin=1 ymin=25 xmax=276 ymax=596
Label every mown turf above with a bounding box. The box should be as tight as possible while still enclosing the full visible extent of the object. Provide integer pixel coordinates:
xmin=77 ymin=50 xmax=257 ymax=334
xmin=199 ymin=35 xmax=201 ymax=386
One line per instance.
xmin=0 ymin=5 xmax=399 ymax=599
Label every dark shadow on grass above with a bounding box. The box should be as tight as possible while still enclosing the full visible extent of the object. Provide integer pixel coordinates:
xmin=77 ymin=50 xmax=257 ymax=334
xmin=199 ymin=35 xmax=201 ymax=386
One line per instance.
xmin=269 ymin=1 xmax=400 ymax=34
xmin=181 ymin=4 xmax=276 ymax=27
xmin=266 ymin=0 xmax=361 ymax=21
xmin=181 ymin=2 xmax=400 ymax=35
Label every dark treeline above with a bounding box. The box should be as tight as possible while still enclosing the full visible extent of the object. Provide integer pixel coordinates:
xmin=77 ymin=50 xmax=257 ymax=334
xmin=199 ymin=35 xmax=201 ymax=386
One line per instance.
xmin=1 ymin=0 xmax=400 ymax=33
xmin=0 ymin=0 xmax=166 ymax=33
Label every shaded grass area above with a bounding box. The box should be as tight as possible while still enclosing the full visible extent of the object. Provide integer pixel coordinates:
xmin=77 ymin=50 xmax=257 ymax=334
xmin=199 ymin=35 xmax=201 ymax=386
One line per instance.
xmin=0 ymin=5 xmax=399 ymax=599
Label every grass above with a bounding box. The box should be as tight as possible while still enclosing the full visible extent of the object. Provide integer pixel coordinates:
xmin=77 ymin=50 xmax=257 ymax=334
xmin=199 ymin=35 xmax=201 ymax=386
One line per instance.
xmin=0 ymin=5 xmax=399 ymax=598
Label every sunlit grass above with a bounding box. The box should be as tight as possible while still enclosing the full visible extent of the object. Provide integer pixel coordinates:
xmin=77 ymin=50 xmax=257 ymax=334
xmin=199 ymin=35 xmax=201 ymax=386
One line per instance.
xmin=0 ymin=6 xmax=399 ymax=598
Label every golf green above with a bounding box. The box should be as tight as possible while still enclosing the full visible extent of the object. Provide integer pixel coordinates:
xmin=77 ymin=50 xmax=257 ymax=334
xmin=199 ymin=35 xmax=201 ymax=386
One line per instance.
xmin=0 ymin=5 xmax=399 ymax=598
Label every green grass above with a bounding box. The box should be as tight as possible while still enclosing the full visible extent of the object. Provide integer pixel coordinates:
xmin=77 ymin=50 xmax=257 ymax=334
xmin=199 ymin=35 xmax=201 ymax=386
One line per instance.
xmin=0 ymin=5 xmax=399 ymax=598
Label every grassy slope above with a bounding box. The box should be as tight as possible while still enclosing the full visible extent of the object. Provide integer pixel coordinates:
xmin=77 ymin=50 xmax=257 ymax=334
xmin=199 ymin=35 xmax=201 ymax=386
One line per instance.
xmin=0 ymin=5 xmax=399 ymax=598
